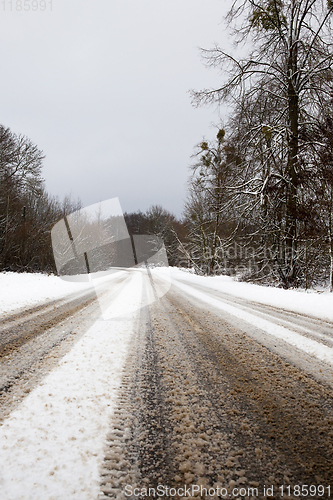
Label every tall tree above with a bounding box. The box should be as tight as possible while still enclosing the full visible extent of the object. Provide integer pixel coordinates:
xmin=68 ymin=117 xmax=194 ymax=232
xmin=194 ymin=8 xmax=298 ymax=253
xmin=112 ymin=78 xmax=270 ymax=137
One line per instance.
xmin=184 ymin=129 xmax=237 ymax=274
xmin=192 ymin=0 xmax=333 ymax=287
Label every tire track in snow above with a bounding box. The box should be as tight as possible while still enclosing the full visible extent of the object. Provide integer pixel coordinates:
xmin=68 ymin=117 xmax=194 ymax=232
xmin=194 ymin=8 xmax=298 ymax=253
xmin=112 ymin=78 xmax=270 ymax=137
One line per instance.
xmin=171 ymin=279 xmax=333 ymax=366
xmin=0 ymin=273 xmax=132 ymax=421
xmin=0 ymin=292 xmax=98 ymax=358
xmin=0 ymin=272 xmax=143 ymax=500
xmin=175 ymin=278 xmax=333 ymax=347
xmin=99 ymin=284 xmax=333 ymax=499
xmin=99 ymin=279 xmax=175 ymax=499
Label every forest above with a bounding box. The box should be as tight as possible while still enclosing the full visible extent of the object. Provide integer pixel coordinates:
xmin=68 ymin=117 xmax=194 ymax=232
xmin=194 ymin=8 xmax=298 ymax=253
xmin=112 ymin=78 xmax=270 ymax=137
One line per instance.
xmin=184 ymin=0 xmax=333 ymax=290
xmin=1 ymin=0 xmax=333 ymax=291
xmin=0 ymin=124 xmax=80 ymax=274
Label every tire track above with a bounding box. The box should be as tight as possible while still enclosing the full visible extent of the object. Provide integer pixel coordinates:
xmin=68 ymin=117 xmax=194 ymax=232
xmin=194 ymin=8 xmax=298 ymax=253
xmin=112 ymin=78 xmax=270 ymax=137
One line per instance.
xmin=0 ymin=295 xmax=102 ymax=423
xmin=99 ymin=285 xmax=333 ymax=500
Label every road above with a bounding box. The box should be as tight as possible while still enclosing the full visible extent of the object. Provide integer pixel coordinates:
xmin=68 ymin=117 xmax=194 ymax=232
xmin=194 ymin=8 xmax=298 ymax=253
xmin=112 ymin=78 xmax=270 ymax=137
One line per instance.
xmin=0 ymin=271 xmax=129 ymax=421
xmin=1 ymin=270 xmax=333 ymax=499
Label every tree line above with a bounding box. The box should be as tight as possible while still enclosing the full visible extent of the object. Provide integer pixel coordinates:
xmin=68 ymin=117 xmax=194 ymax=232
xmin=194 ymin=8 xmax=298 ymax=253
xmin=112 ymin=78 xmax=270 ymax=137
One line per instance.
xmin=182 ymin=0 xmax=333 ymax=290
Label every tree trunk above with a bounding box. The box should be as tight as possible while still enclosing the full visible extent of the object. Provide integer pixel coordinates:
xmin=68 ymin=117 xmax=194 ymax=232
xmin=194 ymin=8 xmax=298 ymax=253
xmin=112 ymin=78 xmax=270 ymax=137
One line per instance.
xmin=285 ymin=39 xmax=299 ymax=288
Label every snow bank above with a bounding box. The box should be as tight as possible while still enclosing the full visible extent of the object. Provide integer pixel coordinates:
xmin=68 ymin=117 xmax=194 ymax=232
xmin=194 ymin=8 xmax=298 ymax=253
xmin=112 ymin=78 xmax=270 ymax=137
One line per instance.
xmin=0 ymin=272 xmax=91 ymax=316
xmin=171 ymin=268 xmax=333 ymax=322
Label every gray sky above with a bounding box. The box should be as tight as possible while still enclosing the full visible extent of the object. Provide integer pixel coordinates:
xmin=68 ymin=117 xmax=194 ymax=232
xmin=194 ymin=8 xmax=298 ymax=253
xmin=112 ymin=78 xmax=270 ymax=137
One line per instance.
xmin=0 ymin=0 xmax=232 ymax=217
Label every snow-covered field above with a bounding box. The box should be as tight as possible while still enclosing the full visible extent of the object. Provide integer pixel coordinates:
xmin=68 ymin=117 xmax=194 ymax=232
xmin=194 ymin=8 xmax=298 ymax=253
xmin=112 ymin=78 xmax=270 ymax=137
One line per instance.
xmin=1 ymin=269 xmax=333 ymax=499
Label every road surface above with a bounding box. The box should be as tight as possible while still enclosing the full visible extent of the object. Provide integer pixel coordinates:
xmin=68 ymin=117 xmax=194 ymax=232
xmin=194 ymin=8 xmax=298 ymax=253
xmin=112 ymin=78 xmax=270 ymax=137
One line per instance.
xmin=1 ymin=270 xmax=333 ymax=499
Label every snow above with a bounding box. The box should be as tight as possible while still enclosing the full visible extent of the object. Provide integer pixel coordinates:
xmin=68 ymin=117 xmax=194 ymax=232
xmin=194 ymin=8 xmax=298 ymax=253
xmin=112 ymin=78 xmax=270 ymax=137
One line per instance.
xmin=0 ymin=267 xmax=170 ymax=319
xmin=170 ymin=268 xmax=333 ymax=322
xmin=171 ymin=276 xmax=333 ymax=366
xmin=0 ymin=272 xmax=143 ymax=500
xmin=0 ymin=272 xmax=91 ymax=316
xmin=1 ymin=268 xmax=333 ymax=498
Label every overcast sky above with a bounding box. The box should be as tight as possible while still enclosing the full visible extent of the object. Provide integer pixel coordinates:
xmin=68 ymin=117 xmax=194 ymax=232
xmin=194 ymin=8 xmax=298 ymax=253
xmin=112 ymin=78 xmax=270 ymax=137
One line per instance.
xmin=0 ymin=0 xmax=232 ymax=217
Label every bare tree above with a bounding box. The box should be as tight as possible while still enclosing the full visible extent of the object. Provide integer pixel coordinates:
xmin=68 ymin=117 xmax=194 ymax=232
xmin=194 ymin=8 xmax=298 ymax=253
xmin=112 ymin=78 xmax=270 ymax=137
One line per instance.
xmin=0 ymin=124 xmax=82 ymax=273
xmin=124 ymin=206 xmax=185 ymax=267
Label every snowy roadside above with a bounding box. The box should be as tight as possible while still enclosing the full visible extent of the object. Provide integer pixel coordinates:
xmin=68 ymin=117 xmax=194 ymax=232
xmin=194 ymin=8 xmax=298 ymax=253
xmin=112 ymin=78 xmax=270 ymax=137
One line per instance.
xmin=0 ymin=272 xmax=143 ymax=500
xmin=0 ymin=270 xmax=130 ymax=317
xmin=170 ymin=268 xmax=333 ymax=322
xmin=169 ymin=269 xmax=333 ymax=368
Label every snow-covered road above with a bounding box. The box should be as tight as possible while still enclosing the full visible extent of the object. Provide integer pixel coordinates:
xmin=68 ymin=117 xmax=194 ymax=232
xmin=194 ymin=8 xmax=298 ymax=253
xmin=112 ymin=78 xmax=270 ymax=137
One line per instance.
xmin=0 ymin=269 xmax=332 ymax=499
